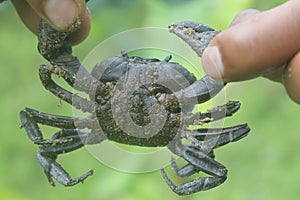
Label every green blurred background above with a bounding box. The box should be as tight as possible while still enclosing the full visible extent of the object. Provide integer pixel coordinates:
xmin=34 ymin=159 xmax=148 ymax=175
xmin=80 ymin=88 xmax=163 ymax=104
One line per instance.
xmin=1 ymin=0 xmax=300 ymax=199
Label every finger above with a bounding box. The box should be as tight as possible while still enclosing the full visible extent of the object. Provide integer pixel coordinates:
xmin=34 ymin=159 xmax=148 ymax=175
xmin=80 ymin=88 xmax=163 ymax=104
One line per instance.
xmin=26 ymin=0 xmax=87 ymax=32
xmin=11 ymin=0 xmax=41 ymax=34
xmin=68 ymin=8 xmax=91 ymax=45
xmin=283 ymin=51 xmax=300 ymax=104
xmin=202 ymin=0 xmax=300 ymax=82
xmin=11 ymin=0 xmax=91 ymax=45
xmin=230 ymin=9 xmax=261 ymax=26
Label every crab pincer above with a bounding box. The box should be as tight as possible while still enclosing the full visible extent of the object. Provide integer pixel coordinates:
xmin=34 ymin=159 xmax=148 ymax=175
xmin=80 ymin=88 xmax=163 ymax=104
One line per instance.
xmin=169 ymin=21 xmax=220 ymax=57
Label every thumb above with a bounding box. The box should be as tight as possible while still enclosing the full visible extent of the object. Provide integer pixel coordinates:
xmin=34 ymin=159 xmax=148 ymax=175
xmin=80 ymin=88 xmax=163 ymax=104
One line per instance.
xmin=202 ymin=0 xmax=300 ymax=82
xmin=26 ymin=0 xmax=87 ymax=32
xmin=12 ymin=0 xmax=90 ymax=45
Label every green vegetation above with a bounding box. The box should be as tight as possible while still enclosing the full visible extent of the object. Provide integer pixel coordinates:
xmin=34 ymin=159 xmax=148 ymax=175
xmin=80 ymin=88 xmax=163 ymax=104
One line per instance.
xmin=1 ymin=0 xmax=299 ymax=200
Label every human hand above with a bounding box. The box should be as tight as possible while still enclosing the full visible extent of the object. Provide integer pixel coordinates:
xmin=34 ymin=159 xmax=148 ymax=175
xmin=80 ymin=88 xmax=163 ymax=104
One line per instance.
xmin=202 ymin=0 xmax=300 ymax=104
xmin=11 ymin=0 xmax=91 ymax=45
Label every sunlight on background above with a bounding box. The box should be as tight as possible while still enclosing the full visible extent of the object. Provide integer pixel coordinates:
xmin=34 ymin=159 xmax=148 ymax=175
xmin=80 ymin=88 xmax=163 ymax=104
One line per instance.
xmin=1 ymin=0 xmax=300 ymax=200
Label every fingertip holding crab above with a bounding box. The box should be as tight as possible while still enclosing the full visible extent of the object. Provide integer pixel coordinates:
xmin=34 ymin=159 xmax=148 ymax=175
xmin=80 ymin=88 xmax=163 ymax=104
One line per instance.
xmin=41 ymin=0 xmax=88 ymax=33
xmin=43 ymin=0 xmax=78 ymax=32
xmin=68 ymin=7 xmax=92 ymax=45
xmin=283 ymin=52 xmax=300 ymax=104
xmin=202 ymin=46 xmax=225 ymax=79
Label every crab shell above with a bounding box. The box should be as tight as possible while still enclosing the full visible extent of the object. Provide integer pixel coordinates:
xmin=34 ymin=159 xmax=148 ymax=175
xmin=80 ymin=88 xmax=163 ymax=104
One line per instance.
xmin=88 ymin=53 xmax=198 ymax=146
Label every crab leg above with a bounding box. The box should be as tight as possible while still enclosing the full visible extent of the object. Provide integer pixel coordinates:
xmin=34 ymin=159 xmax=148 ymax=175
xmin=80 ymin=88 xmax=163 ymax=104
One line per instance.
xmin=35 ymin=127 xmax=103 ymax=186
xmin=37 ymin=151 xmax=93 ymax=187
xmin=20 ymin=106 xmax=104 ymax=186
xmin=39 ymin=129 xmax=94 ymax=154
xmin=20 ymin=108 xmax=100 ymax=143
xmin=167 ymin=138 xmax=227 ymax=177
xmin=162 ymin=142 xmax=227 ymax=195
xmin=170 ymin=160 xmax=199 ymax=177
xmin=185 ymin=124 xmax=250 ymax=149
xmin=21 ymin=107 xmax=101 ymax=130
xmin=169 ymin=124 xmax=249 ymax=177
xmin=161 ymin=169 xmax=226 ymax=195
xmin=36 ymin=129 xmax=94 ymax=186
xmin=182 ymin=145 xmax=227 ymax=177
xmin=170 ymin=151 xmax=215 ymax=177
xmin=20 ymin=109 xmax=44 ymax=143
xmin=21 ymin=107 xmax=77 ymax=129
xmin=163 ymin=123 xmax=249 ymax=194
xmin=182 ymin=101 xmax=241 ymax=125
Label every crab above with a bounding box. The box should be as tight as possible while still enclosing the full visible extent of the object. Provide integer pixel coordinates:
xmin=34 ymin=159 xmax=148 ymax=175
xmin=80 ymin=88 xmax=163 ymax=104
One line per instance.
xmin=19 ymin=19 xmax=250 ymax=195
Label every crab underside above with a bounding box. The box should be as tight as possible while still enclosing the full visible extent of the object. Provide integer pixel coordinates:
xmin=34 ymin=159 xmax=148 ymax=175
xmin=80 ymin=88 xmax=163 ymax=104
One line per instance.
xmin=20 ymin=19 xmax=250 ymax=195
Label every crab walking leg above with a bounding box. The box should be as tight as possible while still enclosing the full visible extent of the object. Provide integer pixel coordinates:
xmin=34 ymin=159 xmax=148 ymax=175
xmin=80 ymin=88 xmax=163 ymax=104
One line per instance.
xmin=39 ymin=129 xmax=90 ymax=154
xmin=163 ymin=143 xmax=227 ymax=195
xmin=170 ymin=124 xmax=249 ymax=177
xmin=36 ymin=129 xmax=99 ymax=186
xmin=170 ymin=151 xmax=215 ymax=177
xmin=20 ymin=108 xmax=101 ymax=144
xmin=21 ymin=107 xmax=101 ymax=130
xmin=168 ymin=140 xmax=227 ymax=177
xmin=20 ymin=109 xmax=44 ymax=142
xmin=171 ymin=160 xmax=198 ymax=177
xmin=191 ymin=124 xmax=250 ymax=148
xmin=20 ymin=104 xmax=104 ymax=186
xmin=21 ymin=108 xmax=77 ymax=130
xmin=51 ymin=128 xmax=106 ymax=146
xmin=161 ymin=169 xmax=226 ymax=195
xmin=37 ymin=151 xmax=93 ymax=187
xmin=182 ymin=145 xmax=227 ymax=177
xmin=183 ymin=101 xmax=241 ymax=125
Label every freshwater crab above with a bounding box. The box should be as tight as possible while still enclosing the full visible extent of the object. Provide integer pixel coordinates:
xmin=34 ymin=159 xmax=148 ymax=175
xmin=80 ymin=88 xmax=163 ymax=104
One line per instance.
xmin=19 ymin=19 xmax=250 ymax=195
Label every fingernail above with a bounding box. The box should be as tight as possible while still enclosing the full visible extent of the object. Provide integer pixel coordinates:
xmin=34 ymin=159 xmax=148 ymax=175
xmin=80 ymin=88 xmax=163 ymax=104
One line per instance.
xmin=202 ymin=46 xmax=224 ymax=78
xmin=44 ymin=0 xmax=77 ymax=31
xmin=231 ymin=9 xmax=261 ymax=26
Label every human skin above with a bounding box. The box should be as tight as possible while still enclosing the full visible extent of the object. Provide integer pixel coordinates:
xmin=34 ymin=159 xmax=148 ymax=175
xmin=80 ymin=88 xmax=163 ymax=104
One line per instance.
xmin=10 ymin=0 xmax=300 ymax=103
xmin=11 ymin=0 xmax=91 ymax=45
xmin=202 ymin=0 xmax=300 ymax=104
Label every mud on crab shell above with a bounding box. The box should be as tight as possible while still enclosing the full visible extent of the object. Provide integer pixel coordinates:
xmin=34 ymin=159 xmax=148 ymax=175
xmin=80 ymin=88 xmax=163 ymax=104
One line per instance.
xmin=20 ymin=20 xmax=250 ymax=195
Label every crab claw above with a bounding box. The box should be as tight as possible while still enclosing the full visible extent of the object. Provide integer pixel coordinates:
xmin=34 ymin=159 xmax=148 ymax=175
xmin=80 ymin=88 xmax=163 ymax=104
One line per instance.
xmin=168 ymin=21 xmax=220 ymax=57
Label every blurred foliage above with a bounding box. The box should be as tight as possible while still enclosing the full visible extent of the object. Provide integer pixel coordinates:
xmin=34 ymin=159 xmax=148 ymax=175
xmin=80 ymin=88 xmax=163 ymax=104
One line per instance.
xmin=0 ymin=0 xmax=299 ymax=200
